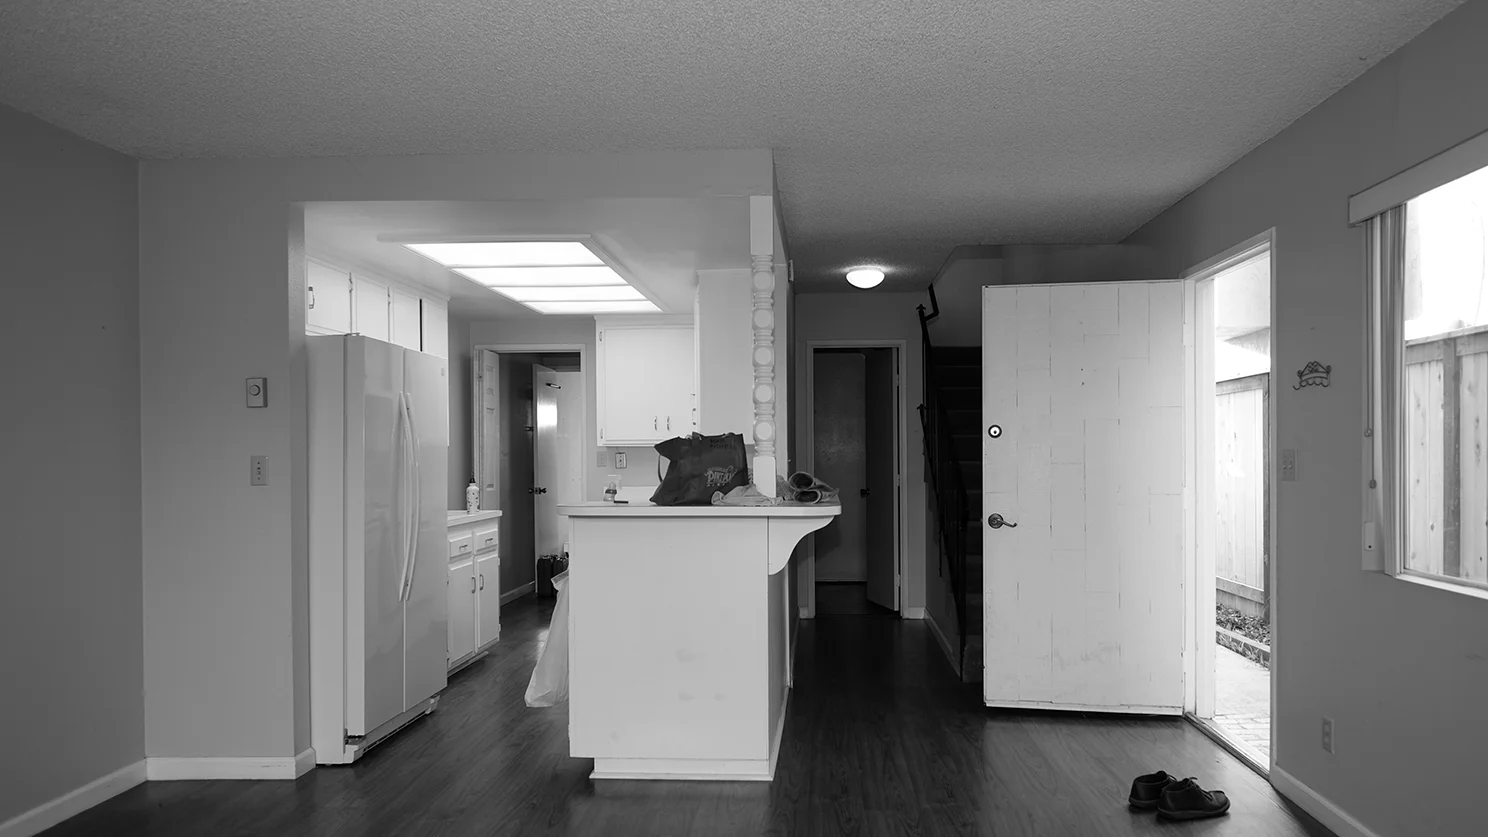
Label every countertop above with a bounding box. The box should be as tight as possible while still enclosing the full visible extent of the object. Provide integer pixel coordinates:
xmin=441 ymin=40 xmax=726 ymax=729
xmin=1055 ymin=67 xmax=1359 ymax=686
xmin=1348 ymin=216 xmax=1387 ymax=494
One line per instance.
xmin=447 ymin=509 xmax=503 ymax=526
xmin=560 ymin=502 xmax=841 ymax=518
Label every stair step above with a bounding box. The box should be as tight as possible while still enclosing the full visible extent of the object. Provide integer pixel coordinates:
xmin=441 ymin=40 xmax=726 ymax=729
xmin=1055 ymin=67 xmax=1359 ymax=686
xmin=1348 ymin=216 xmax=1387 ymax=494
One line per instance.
xmin=932 ymin=345 xmax=982 ymax=365
xmin=939 ymin=386 xmax=980 ymax=412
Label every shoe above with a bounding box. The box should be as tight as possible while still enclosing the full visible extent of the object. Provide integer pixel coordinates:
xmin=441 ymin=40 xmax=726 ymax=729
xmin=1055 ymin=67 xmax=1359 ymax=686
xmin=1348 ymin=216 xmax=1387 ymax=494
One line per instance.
xmin=1157 ymin=777 xmax=1231 ymax=820
xmin=1127 ymin=770 xmax=1178 ymax=810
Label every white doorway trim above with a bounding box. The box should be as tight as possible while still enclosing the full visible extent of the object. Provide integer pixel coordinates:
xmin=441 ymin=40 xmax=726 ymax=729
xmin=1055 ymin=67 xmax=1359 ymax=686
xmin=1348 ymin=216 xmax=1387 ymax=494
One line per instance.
xmin=471 ymin=342 xmax=589 ymax=504
xmin=1177 ymin=228 xmax=1278 ymax=776
xmin=801 ymin=339 xmax=910 ymax=619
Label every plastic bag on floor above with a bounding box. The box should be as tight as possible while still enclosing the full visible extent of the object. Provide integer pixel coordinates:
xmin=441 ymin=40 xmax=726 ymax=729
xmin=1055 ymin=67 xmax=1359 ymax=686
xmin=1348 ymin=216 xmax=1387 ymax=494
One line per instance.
xmin=524 ymin=569 xmax=570 ymax=707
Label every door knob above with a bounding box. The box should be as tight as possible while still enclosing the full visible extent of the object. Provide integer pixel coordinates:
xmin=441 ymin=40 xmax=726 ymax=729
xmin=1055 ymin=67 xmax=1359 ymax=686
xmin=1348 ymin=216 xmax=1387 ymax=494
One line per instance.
xmin=988 ymin=513 xmax=1017 ymax=529
xmin=860 ymin=488 xmax=871 ymax=498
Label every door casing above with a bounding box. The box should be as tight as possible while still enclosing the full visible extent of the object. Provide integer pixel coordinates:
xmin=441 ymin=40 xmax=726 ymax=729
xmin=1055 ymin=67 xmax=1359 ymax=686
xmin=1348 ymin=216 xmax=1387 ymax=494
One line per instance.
xmin=800 ymin=340 xmax=910 ymax=618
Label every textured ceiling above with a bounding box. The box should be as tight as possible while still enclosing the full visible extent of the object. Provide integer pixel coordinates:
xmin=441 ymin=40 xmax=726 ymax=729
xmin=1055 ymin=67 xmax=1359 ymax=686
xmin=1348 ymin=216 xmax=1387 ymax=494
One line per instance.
xmin=0 ymin=0 xmax=1465 ymax=289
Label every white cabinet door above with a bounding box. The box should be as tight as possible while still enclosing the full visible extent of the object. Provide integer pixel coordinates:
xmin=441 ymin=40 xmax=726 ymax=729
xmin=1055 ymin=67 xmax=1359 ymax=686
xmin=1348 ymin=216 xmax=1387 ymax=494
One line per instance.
xmin=390 ymin=289 xmax=422 ymax=351
xmin=655 ymin=327 xmax=697 ymax=436
xmin=352 ymin=274 xmax=390 ymax=341
xmin=306 ymin=261 xmax=352 ymax=335
xmin=448 ymin=558 xmax=476 ymax=665
xmin=598 ymin=326 xmax=696 ymax=445
xmin=421 ymin=299 xmax=448 ymax=359
xmin=476 ymin=552 xmax=500 ymax=648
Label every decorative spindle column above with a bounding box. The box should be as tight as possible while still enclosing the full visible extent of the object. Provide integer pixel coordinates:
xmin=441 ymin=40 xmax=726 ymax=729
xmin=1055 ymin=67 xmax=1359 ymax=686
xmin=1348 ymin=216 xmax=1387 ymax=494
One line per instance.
xmin=749 ymin=196 xmax=777 ymax=497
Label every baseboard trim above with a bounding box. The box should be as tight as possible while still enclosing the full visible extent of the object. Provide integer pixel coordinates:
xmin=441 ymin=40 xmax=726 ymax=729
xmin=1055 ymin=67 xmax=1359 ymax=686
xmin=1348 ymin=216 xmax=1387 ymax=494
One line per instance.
xmin=591 ymin=757 xmax=772 ymax=782
xmin=1270 ymin=766 xmax=1382 ymax=837
xmin=924 ymin=610 xmax=959 ymax=674
xmin=500 ymin=582 xmax=535 ymax=605
xmin=983 ymin=699 xmax=1181 ymax=715
xmin=0 ymin=760 xmax=146 ymax=837
xmin=146 ymin=749 xmax=314 ymax=781
xmin=901 ymin=606 xmax=926 ymax=619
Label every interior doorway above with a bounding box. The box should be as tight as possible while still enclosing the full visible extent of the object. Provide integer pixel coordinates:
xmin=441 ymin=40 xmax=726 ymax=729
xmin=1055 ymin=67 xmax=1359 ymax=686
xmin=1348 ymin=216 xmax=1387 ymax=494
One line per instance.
xmin=1182 ymin=233 xmax=1276 ymax=775
xmin=805 ymin=344 xmax=904 ymax=617
xmin=472 ymin=345 xmax=586 ymax=603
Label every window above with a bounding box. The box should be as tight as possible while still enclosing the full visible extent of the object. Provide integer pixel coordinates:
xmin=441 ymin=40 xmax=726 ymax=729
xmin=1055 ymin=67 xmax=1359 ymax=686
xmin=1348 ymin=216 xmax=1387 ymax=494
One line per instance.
xmin=1367 ymin=161 xmax=1488 ymax=592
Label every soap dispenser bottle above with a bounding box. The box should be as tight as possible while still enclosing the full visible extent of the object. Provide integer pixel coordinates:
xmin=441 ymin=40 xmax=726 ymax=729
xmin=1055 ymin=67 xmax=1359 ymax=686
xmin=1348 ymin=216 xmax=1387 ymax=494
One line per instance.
xmin=466 ymin=476 xmax=480 ymax=513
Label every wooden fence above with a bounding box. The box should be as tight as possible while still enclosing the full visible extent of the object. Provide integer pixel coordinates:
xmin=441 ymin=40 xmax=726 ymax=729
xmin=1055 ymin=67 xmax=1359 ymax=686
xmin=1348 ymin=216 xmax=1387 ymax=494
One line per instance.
xmin=1404 ymin=327 xmax=1488 ymax=583
xmin=1215 ymin=374 xmax=1269 ymax=618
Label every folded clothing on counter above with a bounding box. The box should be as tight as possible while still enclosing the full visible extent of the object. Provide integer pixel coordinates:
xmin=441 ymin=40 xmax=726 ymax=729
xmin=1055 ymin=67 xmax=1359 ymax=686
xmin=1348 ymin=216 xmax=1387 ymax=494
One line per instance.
xmin=781 ymin=471 xmax=839 ymax=504
xmin=711 ymin=483 xmax=782 ymax=507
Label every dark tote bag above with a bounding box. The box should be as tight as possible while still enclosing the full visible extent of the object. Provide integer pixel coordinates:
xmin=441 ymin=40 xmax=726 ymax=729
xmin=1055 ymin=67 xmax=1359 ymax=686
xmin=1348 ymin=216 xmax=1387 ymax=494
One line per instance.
xmin=649 ymin=432 xmax=750 ymax=506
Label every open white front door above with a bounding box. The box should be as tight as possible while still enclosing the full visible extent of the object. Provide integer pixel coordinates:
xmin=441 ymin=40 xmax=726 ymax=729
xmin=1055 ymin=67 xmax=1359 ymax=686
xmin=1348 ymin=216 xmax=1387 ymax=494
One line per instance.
xmin=982 ymin=282 xmax=1188 ymax=714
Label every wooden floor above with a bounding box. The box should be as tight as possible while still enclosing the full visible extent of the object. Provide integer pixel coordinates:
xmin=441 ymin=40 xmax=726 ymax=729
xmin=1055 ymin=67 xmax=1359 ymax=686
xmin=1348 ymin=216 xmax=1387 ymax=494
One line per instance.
xmin=44 ymin=596 xmax=1330 ymax=837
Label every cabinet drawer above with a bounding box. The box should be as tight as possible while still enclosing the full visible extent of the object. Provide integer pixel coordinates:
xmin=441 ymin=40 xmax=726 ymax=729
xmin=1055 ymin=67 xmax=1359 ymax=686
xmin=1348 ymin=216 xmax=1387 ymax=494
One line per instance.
xmin=447 ymin=531 xmax=475 ymax=560
xmin=473 ymin=524 xmax=500 ymax=554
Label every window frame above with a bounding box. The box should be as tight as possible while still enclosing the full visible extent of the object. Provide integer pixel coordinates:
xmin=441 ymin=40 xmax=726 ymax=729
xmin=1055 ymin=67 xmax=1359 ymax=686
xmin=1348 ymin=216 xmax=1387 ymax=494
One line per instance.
xmin=1362 ymin=154 xmax=1488 ymax=600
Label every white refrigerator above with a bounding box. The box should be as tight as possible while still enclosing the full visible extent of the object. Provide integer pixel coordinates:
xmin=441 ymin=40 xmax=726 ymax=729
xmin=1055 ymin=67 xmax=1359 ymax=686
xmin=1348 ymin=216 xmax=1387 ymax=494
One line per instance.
xmin=308 ymin=334 xmax=449 ymax=765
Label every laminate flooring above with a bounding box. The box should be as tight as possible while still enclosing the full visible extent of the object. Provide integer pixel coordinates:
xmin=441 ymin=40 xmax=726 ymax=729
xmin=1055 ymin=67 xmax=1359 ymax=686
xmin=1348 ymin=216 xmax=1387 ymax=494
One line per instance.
xmin=42 ymin=595 xmax=1330 ymax=837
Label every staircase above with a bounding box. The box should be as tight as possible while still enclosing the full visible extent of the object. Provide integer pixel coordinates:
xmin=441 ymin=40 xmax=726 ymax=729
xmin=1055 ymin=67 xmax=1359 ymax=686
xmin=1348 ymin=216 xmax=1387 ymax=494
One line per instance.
xmin=918 ymin=287 xmax=984 ymax=683
xmin=932 ymin=346 xmax=984 ymax=682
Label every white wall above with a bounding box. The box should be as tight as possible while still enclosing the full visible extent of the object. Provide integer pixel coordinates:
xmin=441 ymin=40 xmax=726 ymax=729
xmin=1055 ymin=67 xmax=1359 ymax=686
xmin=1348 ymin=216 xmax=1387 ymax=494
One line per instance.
xmin=0 ymin=104 xmax=143 ymax=821
xmin=137 ymin=149 xmax=774 ymax=761
xmin=1123 ymin=2 xmax=1488 ymax=833
xmin=794 ymin=292 xmax=927 ymax=614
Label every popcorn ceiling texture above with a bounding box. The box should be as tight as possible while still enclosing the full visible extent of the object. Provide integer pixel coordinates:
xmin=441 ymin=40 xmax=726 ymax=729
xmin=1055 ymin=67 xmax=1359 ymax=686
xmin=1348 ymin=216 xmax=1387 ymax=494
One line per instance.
xmin=0 ymin=0 xmax=1463 ymax=286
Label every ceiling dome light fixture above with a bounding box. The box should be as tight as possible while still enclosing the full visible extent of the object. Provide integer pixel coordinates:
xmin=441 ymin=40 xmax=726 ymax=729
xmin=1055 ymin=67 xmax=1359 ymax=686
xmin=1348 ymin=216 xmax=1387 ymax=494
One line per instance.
xmin=846 ymin=267 xmax=885 ymax=289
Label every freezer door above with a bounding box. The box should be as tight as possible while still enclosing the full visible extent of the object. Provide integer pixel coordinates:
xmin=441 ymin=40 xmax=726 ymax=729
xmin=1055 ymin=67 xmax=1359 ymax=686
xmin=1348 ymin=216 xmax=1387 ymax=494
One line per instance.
xmin=346 ymin=336 xmax=408 ymax=737
xmin=402 ymin=347 xmax=450 ymax=707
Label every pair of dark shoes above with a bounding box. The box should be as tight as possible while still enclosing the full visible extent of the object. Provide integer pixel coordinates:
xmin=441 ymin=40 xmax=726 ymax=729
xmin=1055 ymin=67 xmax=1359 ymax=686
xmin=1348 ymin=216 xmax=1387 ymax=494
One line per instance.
xmin=1128 ymin=770 xmax=1231 ymax=820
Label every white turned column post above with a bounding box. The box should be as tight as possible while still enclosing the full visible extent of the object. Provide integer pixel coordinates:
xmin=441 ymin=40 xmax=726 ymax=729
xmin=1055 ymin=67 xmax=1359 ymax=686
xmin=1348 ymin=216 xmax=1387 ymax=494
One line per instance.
xmin=749 ymin=196 xmax=777 ymax=497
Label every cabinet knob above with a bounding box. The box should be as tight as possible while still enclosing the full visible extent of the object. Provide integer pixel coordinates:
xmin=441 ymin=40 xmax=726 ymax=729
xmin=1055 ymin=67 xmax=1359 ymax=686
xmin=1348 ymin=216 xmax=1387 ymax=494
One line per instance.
xmin=479 ymin=574 xmax=484 ymax=590
xmin=470 ymin=577 xmax=476 ymax=592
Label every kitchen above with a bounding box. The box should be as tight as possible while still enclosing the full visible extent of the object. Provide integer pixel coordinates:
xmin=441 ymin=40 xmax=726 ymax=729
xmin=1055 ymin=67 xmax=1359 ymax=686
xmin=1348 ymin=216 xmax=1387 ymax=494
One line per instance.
xmin=299 ymin=196 xmax=834 ymax=776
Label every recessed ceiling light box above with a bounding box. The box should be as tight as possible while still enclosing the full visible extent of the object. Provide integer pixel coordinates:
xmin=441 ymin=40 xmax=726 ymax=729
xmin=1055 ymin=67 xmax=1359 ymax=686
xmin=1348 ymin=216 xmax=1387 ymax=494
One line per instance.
xmin=402 ymin=240 xmax=660 ymax=315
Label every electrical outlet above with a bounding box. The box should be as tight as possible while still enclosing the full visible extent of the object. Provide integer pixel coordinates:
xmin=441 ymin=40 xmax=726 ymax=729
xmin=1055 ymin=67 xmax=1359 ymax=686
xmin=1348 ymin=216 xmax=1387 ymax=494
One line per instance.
xmin=1281 ymin=449 xmax=1297 ymax=481
xmin=251 ymin=455 xmax=268 ymax=486
xmin=615 ymin=452 xmax=628 ymax=469
xmin=1321 ymin=716 xmax=1335 ymax=753
xmin=596 ymin=450 xmax=608 ymax=467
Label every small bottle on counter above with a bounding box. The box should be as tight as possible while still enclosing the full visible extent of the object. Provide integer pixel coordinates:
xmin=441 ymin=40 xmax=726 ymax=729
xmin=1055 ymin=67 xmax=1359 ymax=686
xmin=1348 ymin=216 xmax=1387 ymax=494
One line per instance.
xmin=603 ymin=475 xmax=621 ymax=502
xmin=466 ymin=476 xmax=480 ymax=513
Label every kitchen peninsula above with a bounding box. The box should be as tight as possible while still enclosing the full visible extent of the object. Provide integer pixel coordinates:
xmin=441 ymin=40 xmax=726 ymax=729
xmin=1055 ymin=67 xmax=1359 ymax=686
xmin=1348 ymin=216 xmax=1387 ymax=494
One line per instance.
xmin=558 ymin=501 xmax=839 ymax=781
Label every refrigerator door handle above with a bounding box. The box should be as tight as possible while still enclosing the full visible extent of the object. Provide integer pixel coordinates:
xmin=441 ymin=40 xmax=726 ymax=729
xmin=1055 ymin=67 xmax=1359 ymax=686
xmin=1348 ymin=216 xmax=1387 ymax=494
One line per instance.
xmin=400 ymin=391 xmax=423 ymax=602
xmin=396 ymin=391 xmax=416 ymax=602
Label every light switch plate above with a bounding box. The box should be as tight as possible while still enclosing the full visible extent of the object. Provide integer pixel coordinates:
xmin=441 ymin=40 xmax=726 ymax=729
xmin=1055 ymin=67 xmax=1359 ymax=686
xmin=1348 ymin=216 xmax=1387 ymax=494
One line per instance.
xmin=251 ymin=455 xmax=268 ymax=486
xmin=596 ymin=450 xmax=608 ymax=467
xmin=1280 ymin=449 xmax=1297 ymax=481
xmin=246 ymin=377 xmax=267 ymax=408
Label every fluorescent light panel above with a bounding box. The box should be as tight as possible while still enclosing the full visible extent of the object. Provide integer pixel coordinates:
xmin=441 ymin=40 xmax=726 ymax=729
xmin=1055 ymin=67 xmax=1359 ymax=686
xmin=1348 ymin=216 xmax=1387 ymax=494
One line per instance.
xmin=404 ymin=241 xmax=603 ymax=267
xmin=527 ymin=301 xmax=659 ymax=315
xmin=454 ymin=266 xmax=625 ymax=287
xmin=493 ymin=285 xmax=645 ymax=303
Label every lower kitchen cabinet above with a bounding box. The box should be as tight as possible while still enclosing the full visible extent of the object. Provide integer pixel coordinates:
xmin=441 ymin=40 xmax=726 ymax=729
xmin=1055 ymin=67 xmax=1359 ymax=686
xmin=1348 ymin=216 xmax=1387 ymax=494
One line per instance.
xmin=447 ymin=512 xmax=501 ymax=672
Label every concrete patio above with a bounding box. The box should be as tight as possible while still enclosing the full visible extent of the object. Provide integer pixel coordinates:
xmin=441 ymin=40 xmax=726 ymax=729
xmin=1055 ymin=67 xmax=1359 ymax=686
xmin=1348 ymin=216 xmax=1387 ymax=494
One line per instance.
xmin=1212 ymin=643 xmax=1271 ymax=762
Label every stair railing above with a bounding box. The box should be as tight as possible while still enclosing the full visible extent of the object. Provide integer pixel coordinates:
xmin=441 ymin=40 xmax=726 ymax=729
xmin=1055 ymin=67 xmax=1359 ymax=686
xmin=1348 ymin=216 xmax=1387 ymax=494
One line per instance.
xmin=917 ymin=285 xmax=971 ymax=676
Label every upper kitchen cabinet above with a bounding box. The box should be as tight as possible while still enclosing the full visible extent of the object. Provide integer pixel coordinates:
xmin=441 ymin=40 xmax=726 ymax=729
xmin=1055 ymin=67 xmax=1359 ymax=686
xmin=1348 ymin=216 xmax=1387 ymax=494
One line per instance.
xmin=421 ymin=299 xmax=449 ymax=360
xmin=389 ymin=287 xmax=423 ymax=352
xmin=351 ymin=273 xmax=391 ymax=342
xmin=304 ymin=256 xmax=448 ymax=358
xmin=596 ymin=320 xmax=697 ymax=446
xmin=306 ymin=260 xmax=353 ymax=335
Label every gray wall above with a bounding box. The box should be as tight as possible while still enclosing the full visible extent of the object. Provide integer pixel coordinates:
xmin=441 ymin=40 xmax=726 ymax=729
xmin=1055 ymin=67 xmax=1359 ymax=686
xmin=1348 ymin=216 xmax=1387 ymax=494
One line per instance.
xmin=1123 ymin=1 xmax=1488 ymax=833
xmin=0 ymin=104 xmax=143 ymax=820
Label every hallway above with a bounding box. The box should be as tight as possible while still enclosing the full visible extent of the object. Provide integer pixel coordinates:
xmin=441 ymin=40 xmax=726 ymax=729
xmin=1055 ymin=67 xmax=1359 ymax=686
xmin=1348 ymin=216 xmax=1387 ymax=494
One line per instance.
xmin=42 ymin=598 xmax=1327 ymax=836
